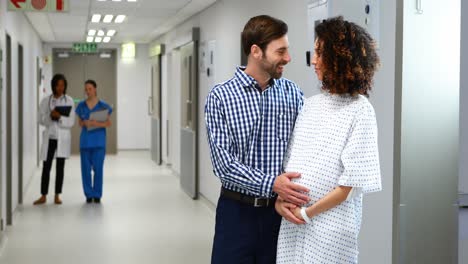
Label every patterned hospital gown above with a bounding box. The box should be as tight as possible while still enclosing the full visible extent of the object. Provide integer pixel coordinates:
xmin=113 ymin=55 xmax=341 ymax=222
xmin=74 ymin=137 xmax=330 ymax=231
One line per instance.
xmin=276 ymin=93 xmax=382 ymax=264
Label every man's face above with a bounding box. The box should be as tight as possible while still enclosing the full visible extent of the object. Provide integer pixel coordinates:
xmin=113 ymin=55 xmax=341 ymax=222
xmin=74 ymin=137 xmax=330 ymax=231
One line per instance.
xmin=259 ymin=35 xmax=291 ymax=79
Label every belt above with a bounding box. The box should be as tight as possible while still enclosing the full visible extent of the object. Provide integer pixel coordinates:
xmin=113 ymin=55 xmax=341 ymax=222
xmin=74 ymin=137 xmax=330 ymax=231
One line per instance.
xmin=221 ymin=187 xmax=275 ymax=208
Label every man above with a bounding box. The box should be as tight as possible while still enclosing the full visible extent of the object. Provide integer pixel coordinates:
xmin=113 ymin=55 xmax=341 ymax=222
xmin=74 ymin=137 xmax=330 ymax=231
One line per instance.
xmin=205 ymin=15 xmax=310 ymax=264
xmin=34 ymin=73 xmax=75 ymax=205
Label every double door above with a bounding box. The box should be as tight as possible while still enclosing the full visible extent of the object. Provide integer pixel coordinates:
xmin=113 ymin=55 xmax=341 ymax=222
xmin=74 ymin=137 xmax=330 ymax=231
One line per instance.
xmin=53 ymin=50 xmax=117 ymax=154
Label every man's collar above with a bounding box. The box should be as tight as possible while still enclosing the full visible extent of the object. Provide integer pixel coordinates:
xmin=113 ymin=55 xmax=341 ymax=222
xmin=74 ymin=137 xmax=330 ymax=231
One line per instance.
xmin=235 ymin=66 xmax=278 ymax=89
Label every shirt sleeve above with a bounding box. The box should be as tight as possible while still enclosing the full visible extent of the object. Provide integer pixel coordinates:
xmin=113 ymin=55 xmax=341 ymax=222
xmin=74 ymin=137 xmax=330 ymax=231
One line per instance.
xmin=107 ymin=103 xmax=113 ymax=115
xmin=205 ymin=92 xmax=276 ymax=197
xmin=75 ymin=103 xmax=82 ymax=117
xmin=338 ymin=103 xmax=382 ymax=194
xmin=38 ymin=97 xmax=53 ymax=127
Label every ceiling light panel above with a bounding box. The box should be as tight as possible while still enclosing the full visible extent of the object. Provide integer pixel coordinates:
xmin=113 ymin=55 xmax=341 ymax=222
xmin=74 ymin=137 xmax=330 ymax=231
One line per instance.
xmin=91 ymin=14 xmax=102 ymax=23
xmin=88 ymin=29 xmax=96 ymax=36
xmin=114 ymin=15 xmax=126 ymax=23
xmin=107 ymin=30 xmax=116 ymax=36
xmin=103 ymin=15 xmax=114 ymax=23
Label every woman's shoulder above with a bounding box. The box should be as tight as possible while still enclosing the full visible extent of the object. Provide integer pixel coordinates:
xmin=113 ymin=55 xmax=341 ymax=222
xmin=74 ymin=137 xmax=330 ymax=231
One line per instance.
xmin=98 ymin=100 xmax=112 ymax=108
xmin=64 ymin=95 xmax=75 ymax=104
xmin=76 ymin=100 xmax=86 ymax=107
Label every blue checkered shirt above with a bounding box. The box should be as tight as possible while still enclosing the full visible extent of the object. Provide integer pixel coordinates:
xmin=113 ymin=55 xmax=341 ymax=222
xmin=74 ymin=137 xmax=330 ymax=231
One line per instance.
xmin=205 ymin=67 xmax=304 ymax=198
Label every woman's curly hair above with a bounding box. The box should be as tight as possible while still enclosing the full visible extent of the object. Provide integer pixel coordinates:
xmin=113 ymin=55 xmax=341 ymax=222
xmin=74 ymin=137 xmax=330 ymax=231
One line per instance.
xmin=315 ymin=16 xmax=379 ymax=96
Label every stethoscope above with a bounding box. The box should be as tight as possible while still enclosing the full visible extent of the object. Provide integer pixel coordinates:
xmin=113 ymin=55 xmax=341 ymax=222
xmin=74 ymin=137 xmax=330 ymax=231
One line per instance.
xmin=48 ymin=94 xmax=68 ymax=111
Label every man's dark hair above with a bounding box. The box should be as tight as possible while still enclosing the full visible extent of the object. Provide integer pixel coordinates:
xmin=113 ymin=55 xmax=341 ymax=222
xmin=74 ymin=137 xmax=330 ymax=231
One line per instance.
xmin=85 ymin=79 xmax=97 ymax=88
xmin=241 ymin=15 xmax=288 ymax=56
xmin=51 ymin=73 xmax=67 ymax=95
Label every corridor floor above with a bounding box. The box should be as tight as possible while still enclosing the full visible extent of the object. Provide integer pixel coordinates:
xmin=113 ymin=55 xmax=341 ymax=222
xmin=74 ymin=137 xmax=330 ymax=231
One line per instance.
xmin=0 ymin=151 xmax=215 ymax=264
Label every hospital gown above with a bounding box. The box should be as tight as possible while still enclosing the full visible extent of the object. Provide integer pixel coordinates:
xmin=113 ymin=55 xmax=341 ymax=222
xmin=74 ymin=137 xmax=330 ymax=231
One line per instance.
xmin=276 ymin=93 xmax=382 ymax=264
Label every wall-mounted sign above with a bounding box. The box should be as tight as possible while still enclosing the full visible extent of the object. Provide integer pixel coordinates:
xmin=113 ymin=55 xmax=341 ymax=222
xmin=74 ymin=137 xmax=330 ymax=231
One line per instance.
xmin=122 ymin=43 xmax=136 ymax=59
xmin=8 ymin=0 xmax=69 ymax=12
xmin=72 ymin=43 xmax=98 ymax=53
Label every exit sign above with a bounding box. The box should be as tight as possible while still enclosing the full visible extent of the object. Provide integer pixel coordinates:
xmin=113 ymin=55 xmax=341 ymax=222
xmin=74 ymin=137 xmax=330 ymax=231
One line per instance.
xmin=8 ymin=0 xmax=69 ymax=12
xmin=73 ymin=43 xmax=98 ymax=53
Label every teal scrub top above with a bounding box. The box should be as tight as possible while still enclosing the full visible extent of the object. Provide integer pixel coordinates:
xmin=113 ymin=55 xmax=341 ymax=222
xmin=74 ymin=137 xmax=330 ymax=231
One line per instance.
xmin=75 ymin=100 xmax=113 ymax=149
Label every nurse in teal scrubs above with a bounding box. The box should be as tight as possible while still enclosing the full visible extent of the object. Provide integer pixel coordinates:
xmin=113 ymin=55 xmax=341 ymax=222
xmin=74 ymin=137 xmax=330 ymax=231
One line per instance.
xmin=75 ymin=80 xmax=113 ymax=203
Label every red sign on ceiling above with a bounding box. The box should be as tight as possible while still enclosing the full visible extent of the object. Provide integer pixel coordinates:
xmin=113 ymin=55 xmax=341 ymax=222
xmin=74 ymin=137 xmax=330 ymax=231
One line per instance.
xmin=8 ymin=0 xmax=68 ymax=12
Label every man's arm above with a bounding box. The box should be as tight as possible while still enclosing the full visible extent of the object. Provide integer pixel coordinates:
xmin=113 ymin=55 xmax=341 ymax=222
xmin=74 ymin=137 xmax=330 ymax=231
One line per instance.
xmin=206 ymin=93 xmax=310 ymax=200
xmin=205 ymin=92 xmax=277 ymax=196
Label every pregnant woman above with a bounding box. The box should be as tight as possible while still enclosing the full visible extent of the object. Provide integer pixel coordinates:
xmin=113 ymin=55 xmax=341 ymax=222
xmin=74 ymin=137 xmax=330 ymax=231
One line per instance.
xmin=275 ymin=16 xmax=382 ymax=263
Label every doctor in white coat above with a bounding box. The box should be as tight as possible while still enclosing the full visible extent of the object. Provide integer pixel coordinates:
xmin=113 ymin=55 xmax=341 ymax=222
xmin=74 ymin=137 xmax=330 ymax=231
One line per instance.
xmin=34 ymin=74 xmax=75 ymax=205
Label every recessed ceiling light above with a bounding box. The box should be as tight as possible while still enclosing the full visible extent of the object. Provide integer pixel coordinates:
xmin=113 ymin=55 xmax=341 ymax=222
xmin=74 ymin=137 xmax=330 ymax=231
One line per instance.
xmin=58 ymin=52 xmax=69 ymax=58
xmin=114 ymin=15 xmax=126 ymax=23
xmin=91 ymin=14 xmax=102 ymax=23
xmin=103 ymin=37 xmax=111 ymax=43
xmin=100 ymin=53 xmax=112 ymax=58
xmin=88 ymin=29 xmax=96 ymax=36
xmin=95 ymin=37 xmax=103 ymax=43
xmin=127 ymin=0 xmax=137 ymax=2
xmin=97 ymin=30 xmax=105 ymax=36
xmin=86 ymin=36 xmax=94 ymax=43
xmin=107 ymin=30 xmax=116 ymax=36
xmin=103 ymin=14 xmax=114 ymax=23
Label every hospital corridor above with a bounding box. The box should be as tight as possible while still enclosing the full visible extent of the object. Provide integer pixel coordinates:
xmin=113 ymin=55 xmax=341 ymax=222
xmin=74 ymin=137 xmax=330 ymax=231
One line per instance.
xmin=0 ymin=0 xmax=467 ymax=264
xmin=0 ymin=152 xmax=215 ymax=263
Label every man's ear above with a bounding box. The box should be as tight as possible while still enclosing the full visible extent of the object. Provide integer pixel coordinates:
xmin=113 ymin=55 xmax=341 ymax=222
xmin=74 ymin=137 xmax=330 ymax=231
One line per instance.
xmin=250 ymin=44 xmax=263 ymax=60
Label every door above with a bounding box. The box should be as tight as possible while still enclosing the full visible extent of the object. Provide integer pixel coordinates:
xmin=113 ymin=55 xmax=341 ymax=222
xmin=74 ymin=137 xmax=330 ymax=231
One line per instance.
xmin=53 ymin=50 xmax=117 ymax=154
xmin=0 ymin=42 xmax=4 ymax=231
xmin=150 ymin=55 xmax=162 ymax=165
xmin=179 ymin=41 xmax=198 ymax=199
xmin=6 ymin=34 xmax=12 ymax=225
xmin=18 ymin=44 xmax=24 ymax=204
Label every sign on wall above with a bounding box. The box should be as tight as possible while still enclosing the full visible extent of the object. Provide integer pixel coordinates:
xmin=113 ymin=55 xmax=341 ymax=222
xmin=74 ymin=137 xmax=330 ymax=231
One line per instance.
xmin=72 ymin=43 xmax=98 ymax=53
xmin=8 ymin=0 xmax=69 ymax=12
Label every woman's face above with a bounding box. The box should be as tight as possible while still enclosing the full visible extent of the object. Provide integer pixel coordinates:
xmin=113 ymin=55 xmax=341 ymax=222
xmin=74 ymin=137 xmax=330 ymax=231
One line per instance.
xmin=85 ymin=83 xmax=96 ymax=98
xmin=55 ymin=80 xmax=65 ymax=96
xmin=312 ymin=39 xmax=324 ymax=81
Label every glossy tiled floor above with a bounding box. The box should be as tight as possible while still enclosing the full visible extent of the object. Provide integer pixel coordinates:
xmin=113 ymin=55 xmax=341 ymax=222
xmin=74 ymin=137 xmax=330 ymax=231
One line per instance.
xmin=0 ymin=151 xmax=215 ymax=264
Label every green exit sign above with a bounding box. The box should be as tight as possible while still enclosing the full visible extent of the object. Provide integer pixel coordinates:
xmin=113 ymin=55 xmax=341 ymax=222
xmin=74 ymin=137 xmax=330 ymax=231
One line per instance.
xmin=72 ymin=43 xmax=98 ymax=53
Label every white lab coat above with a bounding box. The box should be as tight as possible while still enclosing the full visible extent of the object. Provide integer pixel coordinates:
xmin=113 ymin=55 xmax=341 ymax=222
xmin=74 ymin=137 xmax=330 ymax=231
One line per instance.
xmin=39 ymin=94 xmax=75 ymax=161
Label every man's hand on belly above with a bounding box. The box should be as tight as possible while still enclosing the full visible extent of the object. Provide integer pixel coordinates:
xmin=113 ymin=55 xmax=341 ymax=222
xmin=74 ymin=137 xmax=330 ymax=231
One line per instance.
xmin=273 ymin=172 xmax=310 ymax=206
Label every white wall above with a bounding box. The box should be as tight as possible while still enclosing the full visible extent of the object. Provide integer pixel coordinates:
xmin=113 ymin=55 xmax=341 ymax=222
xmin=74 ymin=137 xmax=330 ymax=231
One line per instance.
xmin=117 ymin=44 xmax=151 ymax=150
xmin=150 ymin=0 xmax=396 ymax=262
xmin=460 ymin=0 xmax=468 ymax=195
xmin=42 ymin=43 xmax=151 ymax=151
xmin=0 ymin=2 xmax=43 ymax=222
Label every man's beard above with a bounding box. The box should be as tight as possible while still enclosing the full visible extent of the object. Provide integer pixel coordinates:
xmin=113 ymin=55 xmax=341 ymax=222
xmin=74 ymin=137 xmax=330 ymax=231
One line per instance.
xmin=261 ymin=57 xmax=286 ymax=79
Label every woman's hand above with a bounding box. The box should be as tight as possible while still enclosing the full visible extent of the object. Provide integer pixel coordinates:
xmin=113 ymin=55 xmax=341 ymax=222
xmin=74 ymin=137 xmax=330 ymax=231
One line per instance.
xmin=50 ymin=110 xmax=61 ymax=121
xmin=82 ymin=120 xmax=95 ymax=128
xmin=88 ymin=120 xmax=98 ymax=127
xmin=275 ymin=198 xmax=305 ymax=225
xmin=291 ymin=207 xmax=305 ymax=221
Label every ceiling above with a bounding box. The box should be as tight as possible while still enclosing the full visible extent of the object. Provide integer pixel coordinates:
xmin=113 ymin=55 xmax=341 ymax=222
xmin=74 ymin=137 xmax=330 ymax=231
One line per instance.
xmin=24 ymin=0 xmax=216 ymax=44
